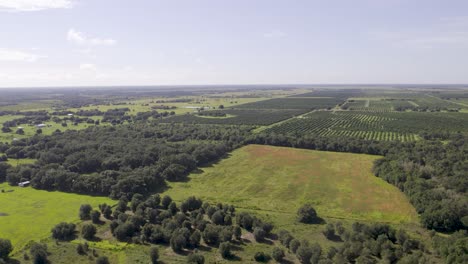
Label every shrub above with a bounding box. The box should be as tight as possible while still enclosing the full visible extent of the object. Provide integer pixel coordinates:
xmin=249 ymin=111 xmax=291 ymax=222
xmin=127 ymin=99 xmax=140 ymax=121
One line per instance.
xmin=0 ymin=239 xmax=13 ymax=260
xmin=96 ymin=256 xmax=109 ymax=264
xmin=253 ymin=227 xmax=266 ymax=242
xmin=272 ymin=247 xmax=285 ymax=262
xmin=290 ymin=239 xmax=300 ymax=253
xmin=91 ymin=210 xmax=101 ymax=224
xmin=189 ymin=230 xmax=202 ymax=248
xmin=254 ymin=251 xmax=270 ymax=262
xmin=79 ymin=204 xmax=93 ymax=220
xmin=297 ymin=204 xmax=318 ymax=224
xmin=219 ymin=242 xmax=231 ymax=259
xmin=187 ymin=252 xmax=205 ymax=264
xmin=30 ymin=242 xmax=48 ymax=264
xmin=82 ymin=224 xmax=97 ymax=240
xmin=323 ymin=224 xmax=335 ymax=239
xmin=51 ymin=222 xmax=76 ymax=240
xmin=149 ymin=247 xmax=159 ymax=264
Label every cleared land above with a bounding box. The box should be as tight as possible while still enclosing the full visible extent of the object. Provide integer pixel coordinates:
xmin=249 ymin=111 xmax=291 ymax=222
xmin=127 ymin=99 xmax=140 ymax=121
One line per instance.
xmin=163 ymin=145 xmax=418 ymax=226
xmin=0 ymin=183 xmax=113 ymax=252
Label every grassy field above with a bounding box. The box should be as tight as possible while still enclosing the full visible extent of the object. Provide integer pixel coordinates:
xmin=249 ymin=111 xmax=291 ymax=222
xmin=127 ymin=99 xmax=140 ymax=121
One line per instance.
xmin=0 ymin=183 xmax=114 ymax=253
xmin=163 ymin=145 xmax=418 ymax=227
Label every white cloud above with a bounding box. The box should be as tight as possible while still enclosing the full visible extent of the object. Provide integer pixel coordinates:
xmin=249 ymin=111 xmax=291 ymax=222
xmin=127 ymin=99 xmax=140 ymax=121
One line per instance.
xmin=0 ymin=48 xmax=45 ymax=62
xmin=67 ymin=29 xmax=116 ymax=46
xmin=263 ymin=30 xmax=286 ymax=38
xmin=371 ymin=16 xmax=468 ymax=49
xmin=79 ymin=63 xmax=97 ymax=71
xmin=0 ymin=0 xmax=73 ymax=12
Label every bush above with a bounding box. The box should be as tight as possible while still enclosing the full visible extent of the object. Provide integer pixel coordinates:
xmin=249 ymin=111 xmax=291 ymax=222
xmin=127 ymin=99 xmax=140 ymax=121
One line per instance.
xmin=219 ymin=242 xmax=231 ymax=259
xmin=51 ymin=222 xmax=76 ymax=240
xmin=0 ymin=239 xmax=13 ymax=260
xmin=189 ymin=230 xmax=202 ymax=248
xmin=233 ymin=225 xmax=242 ymax=240
xmin=82 ymin=223 xmax=97 ymax=240
xmin=30 ymin=242 xmax=48 ymax=264
xmin=254 ymin=251 xmax=270 ymax=262
xmin=272 ymin=247 xmax=285 ymax=262
xmin=96 ymin=256 xmax=109 ymax=264
xmin=187 ymin=252 xmax=205 ymax=264
xmin=297 ymin=204 xmax=318 ymax=224
xmin=79 ymin=204 xmax=93 ymax=220
xmin=323 ymin=224 xmax=335 ymax=239
xmin=150 ymin=247 xmax=159 ymax=264
xmin=76 ymin=244 xmax=86 ymax=255
xmin=253 ymin=227 xmax=266 ymax=242
xmin=290 ymin=239 xmax=300 ymax=253
xmin=91 ymin=210 xmax=101 ymax=224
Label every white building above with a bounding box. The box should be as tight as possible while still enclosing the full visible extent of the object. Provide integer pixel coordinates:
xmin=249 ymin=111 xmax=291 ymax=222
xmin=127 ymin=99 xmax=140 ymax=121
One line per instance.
xmin=18 ymin=181 xmax=30 ymax=187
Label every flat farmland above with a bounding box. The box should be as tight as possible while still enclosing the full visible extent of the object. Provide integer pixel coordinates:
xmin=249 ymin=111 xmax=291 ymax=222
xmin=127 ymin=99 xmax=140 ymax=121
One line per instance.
xmin=163 ymin=145 xmax=419 ymax=226
xmin=0 ymin=183 xmax=113 ymax=253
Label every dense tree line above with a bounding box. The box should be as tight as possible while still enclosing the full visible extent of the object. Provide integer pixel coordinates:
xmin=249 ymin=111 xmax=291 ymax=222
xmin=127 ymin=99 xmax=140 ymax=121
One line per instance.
xmin=0 ymin=123 xmax=251 ymax=198
xmin=278 ymin=221 xmax=428 ymax=264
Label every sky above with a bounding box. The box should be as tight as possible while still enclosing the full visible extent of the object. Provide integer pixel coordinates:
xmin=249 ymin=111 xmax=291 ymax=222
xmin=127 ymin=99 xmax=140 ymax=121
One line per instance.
xmin=0 ymin=0 xmax=468 ymax=87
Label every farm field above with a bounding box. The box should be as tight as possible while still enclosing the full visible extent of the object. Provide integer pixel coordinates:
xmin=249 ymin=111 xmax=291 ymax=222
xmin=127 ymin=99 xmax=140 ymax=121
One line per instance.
xmin=163 ymin=145 xmax=419 ymax=227
xmin=0 ymin=183 xmax=114 ymax=253
xmin=265 ymin=111 xmax=468 ymax=140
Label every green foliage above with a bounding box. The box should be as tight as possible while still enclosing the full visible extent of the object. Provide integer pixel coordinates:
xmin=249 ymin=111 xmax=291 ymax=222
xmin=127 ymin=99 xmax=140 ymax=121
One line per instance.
xmin=254 ymin=251 xmax=270 ymax=262
xmin=219 ymin=242 xmax=231 ymax=259
xmin=51 ymin=222 xmax=76 ymax=240
xmin=29 ymin=242 xmax=48 ymax=264
xmin=149 ymin=247 xmax=159 ymax=264
xmin=187 ymin=252 xmax=205 ymax=264
xmin=79 ymin=204 xmax=92 ymax=220
xmin=91 ymin=210 xmax=101 ymax=224
xmin=297 ymin=204 xmax=318 ymax=224
xmin=271 ymin=247 xmax=285 ymax=262
xmin=82 ymin=223 xmax=97 ymax=240
xmin=0 ymin=239 xmax=12 ymax=260
xmin=96 ymin=256 xmax=110 ymax=264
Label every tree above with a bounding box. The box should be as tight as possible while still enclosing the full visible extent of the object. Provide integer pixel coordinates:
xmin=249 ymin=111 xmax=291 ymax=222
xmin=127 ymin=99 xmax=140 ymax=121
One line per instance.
xmin=189 ymin=230 xmax=201 ymax=248
xmin=170 ymin=232 xmax=187 ymax=252
xmin=254 ymin=251 xmax=270 ymax=262
xmin=323 ymin=224 xmax=335 ymax=239
xmin=219 ymin=242 xmax=231 ymax=259
xmin=36 ymin=129 xmax=42 ymax=134
xmin=296 ymin=244 xmax=313 ymax=264
xmin=162 ymin=195 xmax=173 ymax=209
xmin=79 ymin=204 xmax=93 ymax=220
xmin=253 ymin=227 xmax=266 ymax=242
xmin=96 ymin=256 xmax=110 ymax=264
xmin=91 ymin=210 xmax=101 ymax=224
xmin=82 ymin=223 xmax=97 ymax=240
xmin=51 ymin=222 xmax=76 ymax=240
xmin=169 ymin=201 xmax=178 ymax=215
xmin=0 ymin=239 xmax=12 ymax=260
xmin=16 ymin=128 xmax=24 ymax=135
xmin=149 ymin=247 xmax=159 ymax=264
xmin=290 ymin=239 xmax=300 ymax=253
xmin=30 ymin=242 xmax=48 ymax=264
xmin=233 ymin=225 xmax=242 ymax=240
xmin=211 ymin=211 xmax=224 ymax=225
xmin=297 ymin=204 xmax=318 ymax=224
xmin=187 ymin=252 xmax=205 ymax=264
xmin=76 ymin=244 xmax=86 ymax=255
xmin=272 ymin=247 xmax=285 ymax=262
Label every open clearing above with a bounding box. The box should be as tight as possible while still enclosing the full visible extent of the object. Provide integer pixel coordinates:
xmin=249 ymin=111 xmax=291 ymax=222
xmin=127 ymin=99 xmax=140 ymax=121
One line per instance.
xmin=164 ymin=145 xmax=418 ymax=226
xmin=0 ymin=183 xmax=113 ymax=252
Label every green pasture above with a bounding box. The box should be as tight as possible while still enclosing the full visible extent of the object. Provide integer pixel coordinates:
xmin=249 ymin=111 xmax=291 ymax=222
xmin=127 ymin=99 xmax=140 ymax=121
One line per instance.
xmin=0 ymin=183 xmax=114 ymax=253
xmin=163 ymin=145 xmax=419 ymax=232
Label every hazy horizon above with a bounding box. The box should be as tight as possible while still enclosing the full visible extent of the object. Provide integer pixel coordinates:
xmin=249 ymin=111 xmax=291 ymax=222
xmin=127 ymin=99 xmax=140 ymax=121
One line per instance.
xmin=1 ymin=0 xmax=468 ymax=87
